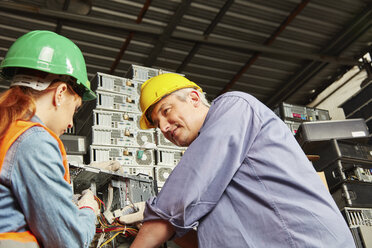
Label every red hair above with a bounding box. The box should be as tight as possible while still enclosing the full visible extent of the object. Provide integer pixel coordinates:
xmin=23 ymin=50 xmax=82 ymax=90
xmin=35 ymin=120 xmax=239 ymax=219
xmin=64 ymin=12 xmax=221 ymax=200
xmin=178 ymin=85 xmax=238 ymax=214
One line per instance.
xmin=0 ymin=82 xmax=78 ymax=140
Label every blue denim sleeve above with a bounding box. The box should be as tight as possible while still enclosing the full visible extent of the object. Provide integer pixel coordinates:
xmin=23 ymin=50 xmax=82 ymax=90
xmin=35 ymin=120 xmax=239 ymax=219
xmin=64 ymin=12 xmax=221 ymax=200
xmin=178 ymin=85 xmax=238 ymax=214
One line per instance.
xmin=10 ymin=127 xmax=96 ymax=248
xmin=144 ymin=93 xmax=263 ymax=237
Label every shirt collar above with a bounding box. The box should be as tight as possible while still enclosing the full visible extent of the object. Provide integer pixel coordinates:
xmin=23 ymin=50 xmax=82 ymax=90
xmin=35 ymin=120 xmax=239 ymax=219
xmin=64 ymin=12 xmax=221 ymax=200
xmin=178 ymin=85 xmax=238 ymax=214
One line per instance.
xmin=30 ymin=115 xmax=45 ymax=125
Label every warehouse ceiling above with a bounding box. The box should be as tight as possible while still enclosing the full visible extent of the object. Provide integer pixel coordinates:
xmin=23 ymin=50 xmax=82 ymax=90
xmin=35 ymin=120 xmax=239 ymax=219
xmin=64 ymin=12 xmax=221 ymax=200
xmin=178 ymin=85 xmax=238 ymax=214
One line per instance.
xmin=0 ymin=0 xmax=371 ymax=108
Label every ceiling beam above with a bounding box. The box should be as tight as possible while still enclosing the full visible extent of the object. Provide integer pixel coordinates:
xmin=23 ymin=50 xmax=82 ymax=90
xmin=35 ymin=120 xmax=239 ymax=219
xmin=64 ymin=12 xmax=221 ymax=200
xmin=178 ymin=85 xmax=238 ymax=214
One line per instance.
xmin=0 ymin=2 xmax=162 ymax=34
xmin=177 ymin=0 xmax=234 ymax=73
xmin=0 ymin=2 xmax=361 ymax=66
xmin=265 ymin=3 xmax=372 ymax=107
xmin=144 ymin=0 xmax=192 ymax=67
xmin=109 ymin=0 xmax=152 ymax=74
xmin=55 ymin=0 xmax=70 ymax=34
xmin=218 ymin=0 xmax=310 ymax=96
xmin=171 ymin=31 xmax=360 ymax=65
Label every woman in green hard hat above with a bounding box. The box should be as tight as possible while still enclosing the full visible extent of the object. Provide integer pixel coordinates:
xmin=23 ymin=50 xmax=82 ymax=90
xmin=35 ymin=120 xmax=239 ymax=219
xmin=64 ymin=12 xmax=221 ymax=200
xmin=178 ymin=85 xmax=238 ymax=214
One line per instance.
xmin=0 ymin=30 xmax=98 ymax=248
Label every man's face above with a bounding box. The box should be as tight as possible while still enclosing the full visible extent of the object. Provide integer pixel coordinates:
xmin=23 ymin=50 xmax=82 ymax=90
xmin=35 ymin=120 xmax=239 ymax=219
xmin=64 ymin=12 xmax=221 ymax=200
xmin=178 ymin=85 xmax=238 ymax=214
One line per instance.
xmin=150 ymin=92 xmax=205 ymax=147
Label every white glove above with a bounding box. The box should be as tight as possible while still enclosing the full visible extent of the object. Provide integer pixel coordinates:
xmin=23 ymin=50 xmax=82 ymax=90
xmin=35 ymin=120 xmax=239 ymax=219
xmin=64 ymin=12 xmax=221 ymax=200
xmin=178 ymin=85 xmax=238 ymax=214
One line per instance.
xmin=118 ymin=201 xmax=146 ymax=224
xmin=72 ymin=194 xmax=81 ymax=206
xmin=90 ymin=161 xmax=123 ymax=173
xmin=77 ymin=189 xmax=100 ymax=216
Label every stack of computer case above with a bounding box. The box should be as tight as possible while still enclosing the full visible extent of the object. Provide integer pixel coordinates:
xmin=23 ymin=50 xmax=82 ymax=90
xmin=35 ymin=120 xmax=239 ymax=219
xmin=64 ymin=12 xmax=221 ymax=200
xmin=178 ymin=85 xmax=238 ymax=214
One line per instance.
xmin=296 ymin=119 xmax=372 ymax=247
xmin=126 ymin=65 xmax=187 ymax=192
xmin=274 ymin=102 xmax=330 ymax=135
xmin=75 ymin=65 xmax=186 ymax=192
xmin=341 ymin=207 xmax=372 ymax=247
xmin=340 ymin=81 xmax=372 ymax=145
xmin=154 ymin=128 xmax=186 ymax=191
xmin=90 ymin=69 xmax=156 ymax=178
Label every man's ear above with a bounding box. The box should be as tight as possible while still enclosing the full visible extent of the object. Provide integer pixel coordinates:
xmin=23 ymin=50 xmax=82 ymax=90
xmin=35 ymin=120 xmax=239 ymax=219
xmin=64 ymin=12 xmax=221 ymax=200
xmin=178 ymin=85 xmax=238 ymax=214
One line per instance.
xmin=53 ymin=83 xmax=68 ymax=107
xmin=189 ymin=90 xmax=201 ymax=107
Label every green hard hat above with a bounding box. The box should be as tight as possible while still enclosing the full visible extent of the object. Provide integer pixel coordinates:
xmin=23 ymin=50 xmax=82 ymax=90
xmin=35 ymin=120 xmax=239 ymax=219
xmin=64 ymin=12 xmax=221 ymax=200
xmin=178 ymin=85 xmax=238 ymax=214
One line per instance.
xmin=0 ymin=30 xmax=96 ymax=101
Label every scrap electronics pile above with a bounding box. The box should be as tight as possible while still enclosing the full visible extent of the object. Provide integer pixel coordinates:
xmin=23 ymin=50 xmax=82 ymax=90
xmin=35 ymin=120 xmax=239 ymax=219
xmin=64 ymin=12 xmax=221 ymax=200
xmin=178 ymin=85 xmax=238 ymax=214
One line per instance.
xmin=273 ymin=102 xmax=330 ymax=135
xmin=296 ymin=119 xmax=372 ymax=248
xmin=61 ymin=65 xmax=187 ymax=247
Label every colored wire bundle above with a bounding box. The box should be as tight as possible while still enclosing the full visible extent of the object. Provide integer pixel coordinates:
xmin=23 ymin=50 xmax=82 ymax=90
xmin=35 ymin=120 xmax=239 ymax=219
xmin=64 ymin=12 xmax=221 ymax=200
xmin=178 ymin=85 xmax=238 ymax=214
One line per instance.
xmin=96 ymin=214 xmax=138 ymax=247
xmin=93 ymin=189 xmax=139 ymax=247
xmin=94 ymin=195 xmax=106 ymax=210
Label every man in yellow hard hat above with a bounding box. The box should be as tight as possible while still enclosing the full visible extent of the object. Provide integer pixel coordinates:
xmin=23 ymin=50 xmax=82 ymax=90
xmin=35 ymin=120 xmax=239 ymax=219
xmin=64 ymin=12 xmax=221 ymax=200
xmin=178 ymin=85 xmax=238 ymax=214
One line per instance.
xmin=139 ymin=73 xmax=210 ymax=146
xmin=122 ymin=73 xmax=355 ymax=247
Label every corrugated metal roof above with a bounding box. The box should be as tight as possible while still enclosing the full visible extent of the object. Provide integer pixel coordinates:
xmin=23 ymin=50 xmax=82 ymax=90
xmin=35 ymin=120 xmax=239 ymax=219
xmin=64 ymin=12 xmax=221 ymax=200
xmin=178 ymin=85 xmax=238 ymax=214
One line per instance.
xmin=0 ymin=0 xmax=371 ymax=108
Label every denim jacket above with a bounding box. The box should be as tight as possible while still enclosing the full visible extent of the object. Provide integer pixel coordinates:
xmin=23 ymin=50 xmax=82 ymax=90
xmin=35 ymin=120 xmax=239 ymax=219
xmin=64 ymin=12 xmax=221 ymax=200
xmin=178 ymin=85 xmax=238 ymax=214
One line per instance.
xmin=0 ymin=116 xmax=96 ymax=248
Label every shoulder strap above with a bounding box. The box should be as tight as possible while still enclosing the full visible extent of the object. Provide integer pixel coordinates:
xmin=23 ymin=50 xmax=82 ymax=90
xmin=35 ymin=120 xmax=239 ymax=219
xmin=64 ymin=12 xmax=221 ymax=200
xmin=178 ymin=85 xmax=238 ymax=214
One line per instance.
xmin=0 ymin=120 xmax=70 ymax=183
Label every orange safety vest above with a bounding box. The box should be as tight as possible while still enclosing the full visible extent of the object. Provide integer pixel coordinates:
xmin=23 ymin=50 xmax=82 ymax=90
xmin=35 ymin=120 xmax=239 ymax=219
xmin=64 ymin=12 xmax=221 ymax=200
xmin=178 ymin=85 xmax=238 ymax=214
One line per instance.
xmin=0 ymin=120 xmax=70 ymax=247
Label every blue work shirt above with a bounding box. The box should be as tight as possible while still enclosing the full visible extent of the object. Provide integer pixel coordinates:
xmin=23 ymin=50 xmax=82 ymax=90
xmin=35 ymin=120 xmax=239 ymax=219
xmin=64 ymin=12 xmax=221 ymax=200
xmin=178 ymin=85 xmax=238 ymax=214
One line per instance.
xmin=0 ymin=116 xmax=96 ymax=248
xmin=144 ymin=92 xmax=355 ymax=247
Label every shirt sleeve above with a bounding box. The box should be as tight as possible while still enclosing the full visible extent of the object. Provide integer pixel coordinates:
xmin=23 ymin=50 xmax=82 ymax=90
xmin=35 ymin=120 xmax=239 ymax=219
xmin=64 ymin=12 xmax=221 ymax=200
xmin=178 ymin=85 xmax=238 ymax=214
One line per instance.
xmin=11 ymin=127 xmax=96 ymax=248
xmin=144 ymin=94 xmax=263 ymax=237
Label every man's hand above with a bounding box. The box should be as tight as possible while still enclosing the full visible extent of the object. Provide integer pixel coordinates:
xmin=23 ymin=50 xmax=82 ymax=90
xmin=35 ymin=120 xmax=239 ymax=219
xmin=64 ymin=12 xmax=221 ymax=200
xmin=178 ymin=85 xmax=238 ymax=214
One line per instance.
xmin=77 ymin=189 xmax=100 ymax=216
xmin=118 ymin=201 xmax=146 ymax=224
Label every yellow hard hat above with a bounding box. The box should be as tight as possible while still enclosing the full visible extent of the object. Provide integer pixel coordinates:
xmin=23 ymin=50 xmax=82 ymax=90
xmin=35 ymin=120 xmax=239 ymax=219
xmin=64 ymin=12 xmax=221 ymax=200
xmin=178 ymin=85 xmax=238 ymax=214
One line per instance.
xmin=139 ymin=73 xmax=202 ymax=129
